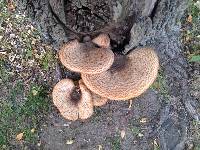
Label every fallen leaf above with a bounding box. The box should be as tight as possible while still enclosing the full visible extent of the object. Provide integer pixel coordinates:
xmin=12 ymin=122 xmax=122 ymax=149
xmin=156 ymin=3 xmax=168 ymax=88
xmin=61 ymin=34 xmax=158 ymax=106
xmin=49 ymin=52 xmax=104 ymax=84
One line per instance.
xmin=121 ymin=130 xmax=126 ymax=139
xmin=7 ymin=0 xmax=15 ymax=11
xmin=154 ymin=139 xmax=159 ymax=147
xmin=37 ymin=141 xmax=41 ymax=147
xmin=16 ymin=132 xmax=24 ymax=141
xmin=140 ymin=118 xmax=147 ymax=123
xmin=128 ymin=100 xmax=132 ymax=109
xmin=187 ymin=14 xmax=192 ymax=23
xmin=66 ymin=139 xmax=74 ymax=145
xmin=32 ymin=89 xmax=38 ymax=96
xmin=98 ymin=145 xmax=103 ymax=150
xmin=138 ymin=133 xmax=144 ymax=137
xmin=31 ymin=128 xmax=35 ymax=133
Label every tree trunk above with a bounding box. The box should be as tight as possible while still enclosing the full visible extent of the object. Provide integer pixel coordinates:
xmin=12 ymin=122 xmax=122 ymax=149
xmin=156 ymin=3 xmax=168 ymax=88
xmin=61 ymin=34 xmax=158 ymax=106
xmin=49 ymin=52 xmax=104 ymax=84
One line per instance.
xmin=16 ymin=0 xmax=199 ymax=150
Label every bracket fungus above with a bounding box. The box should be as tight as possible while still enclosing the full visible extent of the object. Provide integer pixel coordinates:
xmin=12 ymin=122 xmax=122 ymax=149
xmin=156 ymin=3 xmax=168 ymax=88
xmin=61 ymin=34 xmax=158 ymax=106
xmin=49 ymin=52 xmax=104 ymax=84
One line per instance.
xmin=82 ymin=48 xmax=159 ymax=100
xmin=79 ymin=80 xmax=108 ymax=107
xmin=59 ymin=34 xmax=114 ymax=74
xmin=92 ymin=34 xmax=110 ymax=48
xmin=52 ymin=79 xmax=94 ymax=121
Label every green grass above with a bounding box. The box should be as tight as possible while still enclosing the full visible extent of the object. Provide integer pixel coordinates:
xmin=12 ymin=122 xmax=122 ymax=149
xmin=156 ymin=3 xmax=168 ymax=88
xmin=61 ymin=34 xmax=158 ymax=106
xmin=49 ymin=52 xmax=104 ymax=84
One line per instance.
xmin=106 ymin=136 xmax=121 ymax=150
xmin=131 ymin=126 xmax=141 ymax=136
xmin=0 ymin=60 xmax=11 ymax=83
xmin=151 ymin=71 xmax=170 ymax=101
xmin=188 ymin=0 xmax=200 ymax=23
xmin=40 ymin=50 xmax=55 ymax=70
xmin=189 ymin=55 xmax=200 ymax=62
xmin=185 ymin=0 xmax=200 ymax=60
xmin=111 ymin=137 xmax=121 ymax=150
xmin=0 ymin=81 xmax=50 ymax=148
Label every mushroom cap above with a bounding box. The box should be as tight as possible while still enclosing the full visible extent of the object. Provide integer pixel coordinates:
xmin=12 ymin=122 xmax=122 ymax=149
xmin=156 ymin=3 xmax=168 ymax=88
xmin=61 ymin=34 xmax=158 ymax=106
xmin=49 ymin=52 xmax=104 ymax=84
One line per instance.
xmin=91 ymin=93 xmax=108 ymax=106
xmin=78 ymin=81 xmax=94 ymax=119
xmin=52 ymin=79 xmax=93 ymax=120
xmin=82 ymin=48 xmax=159 ymax=100
xmin=79 ymin=80 xmax=108 ymax=106
xmin=59 ymin=39 xmax=114 ymax=74
xmin=92 ymin=34 xmax=110 ymax=48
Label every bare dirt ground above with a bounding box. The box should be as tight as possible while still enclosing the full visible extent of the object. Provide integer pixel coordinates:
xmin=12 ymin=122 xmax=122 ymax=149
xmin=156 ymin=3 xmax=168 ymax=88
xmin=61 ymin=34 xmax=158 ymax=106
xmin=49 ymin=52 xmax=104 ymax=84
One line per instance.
xmin=0 ymin=0 xmax=200 ymax=150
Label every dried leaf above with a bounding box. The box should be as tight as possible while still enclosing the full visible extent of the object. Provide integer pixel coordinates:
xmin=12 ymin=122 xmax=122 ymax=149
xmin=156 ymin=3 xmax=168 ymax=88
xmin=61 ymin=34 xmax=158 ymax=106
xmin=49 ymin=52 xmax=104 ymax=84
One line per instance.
xmin=187 ymin=15 xmax=193 ymax=23
xmin=66 ymin=139 xmax=74 ymax=145
xmin=128 ymin=100 xmax=132 ymax=109
xmin=138 ymin=133 xmax=144 ymax=137
xmin=98 ymin=145 xmax=103 ymax=150
xmin=31 ymin=128 xmax=35 ymax=133
xmin=32 ymin=89 xmax=38 ymax=96
xmin=140 ymin=118 xmax=147 ymax=123
xmin=154 ymin=139 xmax=159 ymax=147
xmin=7 ymin=0 xmax=15 ymax=11
xmin=16 ymin=132 xmax=24 ymax=141
xmin=121 ymin=130 xmax=126 ymax=139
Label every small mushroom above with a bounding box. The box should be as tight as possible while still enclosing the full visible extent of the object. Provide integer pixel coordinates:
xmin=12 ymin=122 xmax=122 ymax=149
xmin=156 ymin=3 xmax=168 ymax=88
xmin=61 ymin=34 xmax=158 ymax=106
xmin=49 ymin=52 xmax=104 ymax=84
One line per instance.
xmin=92 ymin=34 xmax=110 ymax=48
xmin=82 ymin=48 xmax=159 ymax=100
xmin=79 ymin=80 xmax=108 ymax=107
xmin=52 ymin=79 xmax=93 ymax=120
xmin=59 ymin=36 xmax=114 ymax=74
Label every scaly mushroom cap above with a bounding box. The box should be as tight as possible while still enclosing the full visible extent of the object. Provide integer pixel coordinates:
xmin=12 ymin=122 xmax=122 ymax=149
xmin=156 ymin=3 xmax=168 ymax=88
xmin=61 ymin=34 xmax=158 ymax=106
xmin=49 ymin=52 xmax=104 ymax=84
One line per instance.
xmin=79 ymin=80 xmax=108 ymax=106
xmin=59 ymin=39 xmax=114 ymax=74
xmin=92 ymin=34 xmax=110 ymax=48
xmin=82 ymin=48 xmax=159 ymax=100
xmin=52 ymin=79 xmax=93 ymax=121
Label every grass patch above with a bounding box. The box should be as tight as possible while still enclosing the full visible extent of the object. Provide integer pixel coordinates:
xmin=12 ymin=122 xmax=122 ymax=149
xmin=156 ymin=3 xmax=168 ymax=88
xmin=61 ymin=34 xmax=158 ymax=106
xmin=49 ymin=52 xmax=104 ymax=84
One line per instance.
xmin=106 ymin=136 xmax=121 ymax=150
xmin=184 ymin=0 xmax=200 ymax=59
xmin=189 ymin=55 xmax=200 ymax=62
xmin=131 ymin=126 xmax=141 ymax=136
xmin=192 ymin=120 xmax=200 ymax=149
xmin=109 ymin=136 xmax=121 ymax=150
xmin=0 ymin=60 xmax=11 ymax=83
xmin=188 ymin=0 xmax=200 ymax=23
xmin=111 ymin=137 xmax=121 ymax=150
xmin=40 ymin=50 xmax=55 ymax=70
xmin=151 ymin=71 xmax=170 ymax=101
xmin=0 ymin=82 xmax=50 ymax=148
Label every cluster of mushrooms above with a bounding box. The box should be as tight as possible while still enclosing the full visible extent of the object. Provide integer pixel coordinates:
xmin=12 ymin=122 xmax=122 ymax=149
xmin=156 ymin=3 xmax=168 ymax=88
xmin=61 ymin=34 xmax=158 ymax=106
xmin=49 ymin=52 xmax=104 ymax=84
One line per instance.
xmin=52 ymin=34 xmax=159 ymax=121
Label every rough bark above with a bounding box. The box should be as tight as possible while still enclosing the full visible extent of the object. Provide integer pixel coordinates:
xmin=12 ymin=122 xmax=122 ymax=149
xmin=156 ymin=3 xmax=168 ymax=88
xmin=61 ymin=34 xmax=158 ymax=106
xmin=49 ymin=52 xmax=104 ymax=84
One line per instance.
xmin=16 ymin=0 xmax=200 ymax=150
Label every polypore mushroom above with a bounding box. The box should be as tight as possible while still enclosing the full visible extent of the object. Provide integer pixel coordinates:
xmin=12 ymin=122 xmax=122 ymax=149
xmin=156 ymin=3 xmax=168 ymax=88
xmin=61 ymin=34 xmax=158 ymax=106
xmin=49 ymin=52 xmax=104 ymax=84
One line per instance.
xmin=59 ymin=35 xmax=114 ymax=74
xmin=92 ymin=34 xmax=110 ymax=48
xmin=82 ymin=48 xmax=159 ymax=100
xmin=52 ymin=79 xmax=93 ymax=121
xmin=79 ymin=80 xmax=108 ymax=106
xmin=91 ymin=93 xmax=108 ymax=106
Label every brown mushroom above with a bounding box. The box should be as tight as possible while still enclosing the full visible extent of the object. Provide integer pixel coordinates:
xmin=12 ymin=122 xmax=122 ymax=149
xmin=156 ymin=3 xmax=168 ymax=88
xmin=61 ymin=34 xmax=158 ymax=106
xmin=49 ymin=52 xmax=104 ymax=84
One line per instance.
xmin=79 ymin=80 xmax=108 ymax=106
xmin=92 ymin=34 xmax=110 ymax=48
xmin=82 ymin=48 xmax=159 ymax=100
xmin=91 ymin=93 xmax=108 ymax=106
xmin=52 ymin=79 xmax=93 ymax=121
xmin=59 ymin=37 xmax=114 ymax=74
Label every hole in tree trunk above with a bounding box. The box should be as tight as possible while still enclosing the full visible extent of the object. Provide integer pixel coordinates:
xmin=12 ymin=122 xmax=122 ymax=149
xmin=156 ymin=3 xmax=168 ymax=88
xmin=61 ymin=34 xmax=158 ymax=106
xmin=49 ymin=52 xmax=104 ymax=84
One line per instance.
xmin=49 ymin=0 xmax=137 ymax=53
